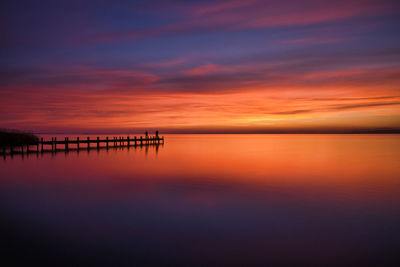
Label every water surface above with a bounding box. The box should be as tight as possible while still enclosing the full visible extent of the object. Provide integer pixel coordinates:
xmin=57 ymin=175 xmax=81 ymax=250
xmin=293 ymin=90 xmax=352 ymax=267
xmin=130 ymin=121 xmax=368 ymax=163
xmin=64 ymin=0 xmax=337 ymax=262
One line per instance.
xmin=2 ymin=134 xmax=400 ymax=265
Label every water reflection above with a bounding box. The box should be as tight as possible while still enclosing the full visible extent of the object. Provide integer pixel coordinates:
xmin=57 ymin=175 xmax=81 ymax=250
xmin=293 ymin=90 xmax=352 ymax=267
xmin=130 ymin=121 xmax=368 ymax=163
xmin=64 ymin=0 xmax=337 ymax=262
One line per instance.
xmin=2 ymin=142 xmax=163 ymax=161
xmin=1 ymin=134 xmax=400 ymax=265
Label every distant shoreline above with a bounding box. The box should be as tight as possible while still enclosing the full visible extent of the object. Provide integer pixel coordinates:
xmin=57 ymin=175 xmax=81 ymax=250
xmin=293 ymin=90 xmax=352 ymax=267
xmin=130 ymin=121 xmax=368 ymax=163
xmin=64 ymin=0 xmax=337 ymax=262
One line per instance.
xmin=31 ymin=131 xmax=400 ymax=135
xmin=0 ymin=130 xmax=39 ymax=146
xmin=4 ymin=127 xmax=400 ymax=136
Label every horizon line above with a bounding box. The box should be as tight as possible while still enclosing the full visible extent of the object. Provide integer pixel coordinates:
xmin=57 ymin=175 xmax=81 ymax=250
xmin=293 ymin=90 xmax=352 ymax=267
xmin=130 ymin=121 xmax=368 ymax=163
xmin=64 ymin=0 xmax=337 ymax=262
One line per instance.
xmin=3 ymin=127 xmax=400 ymax=135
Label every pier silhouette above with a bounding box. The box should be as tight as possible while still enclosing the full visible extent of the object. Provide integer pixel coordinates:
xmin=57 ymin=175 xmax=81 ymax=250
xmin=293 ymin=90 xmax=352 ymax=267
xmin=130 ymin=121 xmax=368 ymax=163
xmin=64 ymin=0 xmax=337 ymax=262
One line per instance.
xmin=2 ymin=135 xmax=164 ymax=156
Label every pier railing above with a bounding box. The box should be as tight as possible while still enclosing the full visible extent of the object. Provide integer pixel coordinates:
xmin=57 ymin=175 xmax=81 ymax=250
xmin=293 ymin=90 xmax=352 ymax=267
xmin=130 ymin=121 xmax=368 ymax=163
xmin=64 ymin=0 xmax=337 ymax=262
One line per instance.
xmin=2 ymin=135 xmax=164 ymax=155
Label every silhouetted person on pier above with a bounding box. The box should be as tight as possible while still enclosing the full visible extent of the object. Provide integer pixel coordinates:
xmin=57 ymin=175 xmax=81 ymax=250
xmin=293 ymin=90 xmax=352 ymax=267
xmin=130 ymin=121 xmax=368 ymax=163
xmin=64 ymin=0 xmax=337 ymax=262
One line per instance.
xmin=155 ymin=131 xmax=159 ymax=137
xmin=145 ymin=131 xmax=148 ymax=138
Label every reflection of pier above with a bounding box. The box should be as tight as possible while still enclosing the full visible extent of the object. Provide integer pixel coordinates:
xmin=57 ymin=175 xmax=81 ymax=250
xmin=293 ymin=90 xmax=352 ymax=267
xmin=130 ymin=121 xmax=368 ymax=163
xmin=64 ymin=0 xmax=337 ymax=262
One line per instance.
xmin=2 ymin=135 xmax=164 ymax=156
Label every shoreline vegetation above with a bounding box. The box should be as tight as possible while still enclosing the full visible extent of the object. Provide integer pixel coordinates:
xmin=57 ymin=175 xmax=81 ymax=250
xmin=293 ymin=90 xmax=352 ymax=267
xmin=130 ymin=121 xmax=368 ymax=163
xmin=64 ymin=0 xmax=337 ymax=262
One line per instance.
xmin=0 ymin=129 xmax=39 ymax=146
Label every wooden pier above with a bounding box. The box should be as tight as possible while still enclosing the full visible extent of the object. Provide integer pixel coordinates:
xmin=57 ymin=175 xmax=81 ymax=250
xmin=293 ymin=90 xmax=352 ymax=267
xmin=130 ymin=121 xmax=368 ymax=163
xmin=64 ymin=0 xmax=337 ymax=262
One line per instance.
xmin=2 ymin=135 xmax=164 ymax=155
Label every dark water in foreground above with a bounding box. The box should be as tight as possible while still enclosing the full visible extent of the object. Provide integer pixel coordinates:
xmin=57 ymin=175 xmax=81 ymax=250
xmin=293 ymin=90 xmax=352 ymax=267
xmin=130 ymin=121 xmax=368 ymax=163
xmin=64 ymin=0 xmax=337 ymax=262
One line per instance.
xmin=1 ymin=134 xmax=400 ymax=266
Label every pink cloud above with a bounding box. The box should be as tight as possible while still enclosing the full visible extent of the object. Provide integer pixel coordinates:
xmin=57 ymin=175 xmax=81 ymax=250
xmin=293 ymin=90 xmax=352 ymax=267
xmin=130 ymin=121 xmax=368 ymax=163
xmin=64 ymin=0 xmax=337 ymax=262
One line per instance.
xmin=188 ymin=0 xmax=396 ymax=29
xmin=279 ymin=36 xmax=348 ymax=45
xmin=143 ymin=58 xmax=187 ymax=68
xmin=80 ymin=0 xmax=398 ymax=45
xmin=188 ymin=0 xmax=258 ymax=16
xmin=184 ymin=64 xmax=228 ymax=75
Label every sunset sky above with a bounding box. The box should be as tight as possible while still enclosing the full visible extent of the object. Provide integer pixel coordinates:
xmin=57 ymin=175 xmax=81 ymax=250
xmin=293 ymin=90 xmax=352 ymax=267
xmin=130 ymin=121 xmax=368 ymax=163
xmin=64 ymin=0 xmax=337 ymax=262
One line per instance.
xmin=1 ymin=0 xmax=400 ymax=133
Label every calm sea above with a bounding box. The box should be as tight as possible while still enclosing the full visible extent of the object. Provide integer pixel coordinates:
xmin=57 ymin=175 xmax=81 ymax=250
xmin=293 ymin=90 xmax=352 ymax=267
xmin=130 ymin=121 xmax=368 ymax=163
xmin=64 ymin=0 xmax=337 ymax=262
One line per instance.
xmin=2 ymin=134 xmax=400 ymax=265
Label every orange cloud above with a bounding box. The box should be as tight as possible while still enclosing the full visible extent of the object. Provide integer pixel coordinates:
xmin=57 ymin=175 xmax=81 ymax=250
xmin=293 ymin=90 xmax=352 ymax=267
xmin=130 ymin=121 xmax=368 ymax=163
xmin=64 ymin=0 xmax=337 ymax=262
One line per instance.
xmin=1 ymin=84 xmax=399 ymax=133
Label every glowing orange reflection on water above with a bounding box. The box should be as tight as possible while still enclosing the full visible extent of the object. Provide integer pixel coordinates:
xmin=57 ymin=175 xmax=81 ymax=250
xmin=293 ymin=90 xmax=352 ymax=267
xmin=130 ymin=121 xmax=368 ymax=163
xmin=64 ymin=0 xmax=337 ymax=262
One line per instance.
xmin=1 ymin=134 xmax=400 ymax=265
